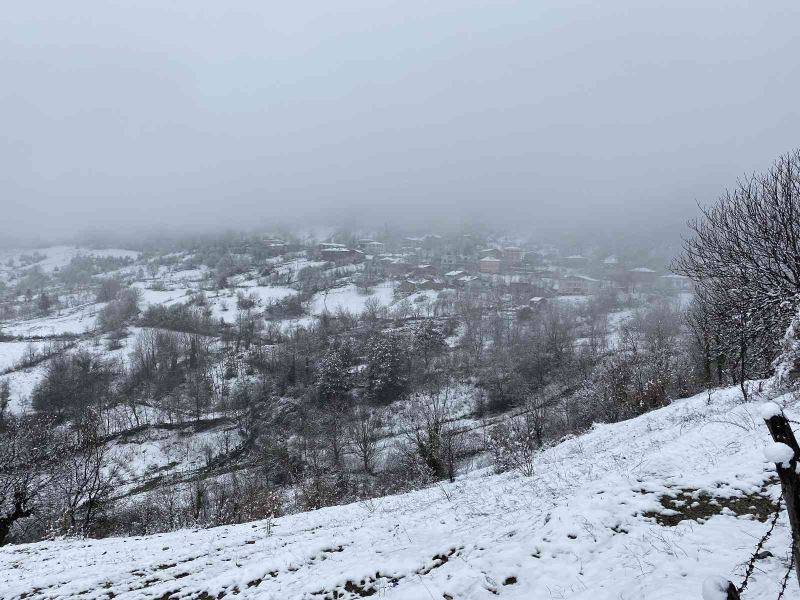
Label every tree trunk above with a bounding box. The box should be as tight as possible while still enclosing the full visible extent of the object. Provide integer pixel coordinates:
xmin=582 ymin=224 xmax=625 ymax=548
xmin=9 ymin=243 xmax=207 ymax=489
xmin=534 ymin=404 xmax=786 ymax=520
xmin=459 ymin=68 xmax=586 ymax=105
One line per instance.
xmin=703 ymin=335 xmax=712 ymax=383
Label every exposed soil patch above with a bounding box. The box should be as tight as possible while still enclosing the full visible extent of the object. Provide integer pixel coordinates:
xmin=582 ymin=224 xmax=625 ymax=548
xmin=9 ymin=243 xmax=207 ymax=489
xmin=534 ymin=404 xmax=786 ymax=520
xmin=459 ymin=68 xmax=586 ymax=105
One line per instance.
xmin=417 ymin=547 xmax=459 ymax=575
xmin=643 ymin=482 xmax=777 ymax=526
xmin=312 ymin=572 xmax=402 ymax=599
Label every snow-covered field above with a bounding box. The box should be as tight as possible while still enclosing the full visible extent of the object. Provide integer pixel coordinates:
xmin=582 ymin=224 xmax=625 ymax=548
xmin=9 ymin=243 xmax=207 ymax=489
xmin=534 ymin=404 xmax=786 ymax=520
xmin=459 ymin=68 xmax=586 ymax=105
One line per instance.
xmin=0 ymin=341 xmax=45 ymax=372
xmin=133 ymin=285 xmax=194 ymax=308
xmin=0 ymin=246 xmax=139 ymax=275
xmin=310 ymin=283 xmax=395 ymax=315
xmin=1 ymin=302 xmax=102 ymax=336
xmin=0 ymin=367 xmax=41 ymax=414
xmin=3 ymin=385 xmax=796 ymax=599
xmin=110 ymin=421 xmax=243 ymax=489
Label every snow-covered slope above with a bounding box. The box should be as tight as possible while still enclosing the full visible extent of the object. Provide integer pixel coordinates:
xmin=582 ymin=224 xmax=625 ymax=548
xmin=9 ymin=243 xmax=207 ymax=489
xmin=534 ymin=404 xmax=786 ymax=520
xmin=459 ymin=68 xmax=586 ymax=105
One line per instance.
xmin=2 ymin=386 xmax=797 ymax=599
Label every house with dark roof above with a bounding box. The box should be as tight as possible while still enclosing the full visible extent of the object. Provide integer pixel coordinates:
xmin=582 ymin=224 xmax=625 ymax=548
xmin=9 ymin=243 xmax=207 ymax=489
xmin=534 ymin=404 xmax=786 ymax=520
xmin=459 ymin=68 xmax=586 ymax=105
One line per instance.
xmin=559 ymin=274 xmax=603 ymax=295
xmin=628 ymin=267 xmax=658 ymax=288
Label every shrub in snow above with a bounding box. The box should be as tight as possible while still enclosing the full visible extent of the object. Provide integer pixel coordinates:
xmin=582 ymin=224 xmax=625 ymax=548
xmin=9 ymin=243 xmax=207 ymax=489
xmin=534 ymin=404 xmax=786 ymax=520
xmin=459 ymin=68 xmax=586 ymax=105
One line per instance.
xmin=489 ymin=415 xmax=539 ymax=477
xmin=235 ymin=290 xmax=258 ymax=310
xmin=316 ymin=348 xmax=354 ymax=408
xmin=364 ymin=332 xmax=408 ymax=405
xmin=412 ymin=320 xmax=447 ymax=368
xmin=121 ymin=472 xmax=283 ymax=535
xmin=95 ymin=277 xmax=123 ymax=302
xmin=31 ymin=350 xmax=116 ymax=418
xmin=96 ymin=287 xmax=141 ymax=331
xmin=574 ymin=344 xmax=674 ymax=428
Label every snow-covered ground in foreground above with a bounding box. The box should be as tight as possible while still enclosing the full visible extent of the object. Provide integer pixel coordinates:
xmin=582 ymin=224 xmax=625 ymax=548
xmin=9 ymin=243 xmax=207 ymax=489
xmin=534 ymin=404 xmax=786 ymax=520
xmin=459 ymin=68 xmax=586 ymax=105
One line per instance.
xmin=2 ymin=385 xmax=798 ymax=599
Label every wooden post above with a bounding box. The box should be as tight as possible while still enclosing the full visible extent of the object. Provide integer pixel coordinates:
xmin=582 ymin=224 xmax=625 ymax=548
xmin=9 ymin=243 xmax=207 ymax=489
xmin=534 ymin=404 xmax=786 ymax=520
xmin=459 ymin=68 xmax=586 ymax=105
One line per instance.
xmin=725 ymin=581 xmax=741 ymax=600
xmin=764 ymin=413 xmax=800 ymax=586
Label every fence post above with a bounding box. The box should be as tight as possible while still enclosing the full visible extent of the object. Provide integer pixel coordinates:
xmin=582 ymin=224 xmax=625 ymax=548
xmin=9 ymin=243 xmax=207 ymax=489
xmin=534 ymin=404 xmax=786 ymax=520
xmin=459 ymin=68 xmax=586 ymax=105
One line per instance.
xmin=763 ymin=412 xmax=800 ymax=587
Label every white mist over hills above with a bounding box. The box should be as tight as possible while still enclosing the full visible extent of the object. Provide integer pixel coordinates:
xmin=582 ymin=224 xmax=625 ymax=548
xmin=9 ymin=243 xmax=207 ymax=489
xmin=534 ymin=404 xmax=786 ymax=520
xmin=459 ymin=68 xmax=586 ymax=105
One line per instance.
xmin=3 ymin=1 xmax=800 ymax=243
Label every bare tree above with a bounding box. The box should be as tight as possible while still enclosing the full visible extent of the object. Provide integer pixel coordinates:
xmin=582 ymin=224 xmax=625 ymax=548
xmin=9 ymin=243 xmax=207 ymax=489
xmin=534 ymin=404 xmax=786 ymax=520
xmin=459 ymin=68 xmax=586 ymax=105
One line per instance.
xmin=348 ymin=405 xmax=381 ymax=474
xmin=0 ymin=379 xmax=10 ymax=425
xmin=402 ymin=377 xmax=456 ymax=480
xmin=54 ymin=414 xmax=120 ymax=536
xmin=0 ymin=415 xmax=61 ymax=545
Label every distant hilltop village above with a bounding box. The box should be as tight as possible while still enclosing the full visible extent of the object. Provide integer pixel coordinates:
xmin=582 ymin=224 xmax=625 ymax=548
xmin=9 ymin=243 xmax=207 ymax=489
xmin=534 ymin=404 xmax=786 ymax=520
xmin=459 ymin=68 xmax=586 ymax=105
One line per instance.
xmin=255 ymin=232 xmax=691 ymax=301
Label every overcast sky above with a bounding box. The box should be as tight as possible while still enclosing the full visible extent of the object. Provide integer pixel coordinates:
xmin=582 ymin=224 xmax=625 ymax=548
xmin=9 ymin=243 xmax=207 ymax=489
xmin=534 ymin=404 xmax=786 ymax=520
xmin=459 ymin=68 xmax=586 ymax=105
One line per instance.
xmin=2 ymin=0 xmax=799 ymax=244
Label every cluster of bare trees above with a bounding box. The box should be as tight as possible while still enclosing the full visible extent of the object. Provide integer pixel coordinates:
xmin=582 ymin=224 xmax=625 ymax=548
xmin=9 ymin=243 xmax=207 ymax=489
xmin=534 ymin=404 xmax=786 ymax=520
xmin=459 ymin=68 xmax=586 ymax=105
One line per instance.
xmin=0 ymin=412 xmax=118 ymax=545
xmin=116 ymin=471 xmax=282 ymax=537
xmin=573 ymin=301 xmax=690 ymax=427
xmin=675 ymin=150 xmax=800 ymax=394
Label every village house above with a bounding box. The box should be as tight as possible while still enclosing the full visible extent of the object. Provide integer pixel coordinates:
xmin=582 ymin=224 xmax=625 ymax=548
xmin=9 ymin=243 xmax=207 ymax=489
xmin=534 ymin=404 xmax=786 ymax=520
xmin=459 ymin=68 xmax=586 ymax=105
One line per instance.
xmin=456 ymin=274 xmax=483 ymax=291
xmin=414 ymin=264 xmax=438 ymax=277
xmin=441 ymin=252 xmax=474 ymax=270
xmin=318 ymin=242 xmax=346 ymax=252
xmin=398 ymin=279 xmax=418 ymax=294
xmin=479 ymin=256 xmax=502 ymax=274
xmin=563 ymin=255 xmax=590 ymax=269
xmin=262 ymin=237 xmax=288 ymax=257
xmin=559 ymin=274 xmax=603 ymax=295
xmin=529 ymin=296 xmax=548 ymax=309
xmin=441 ymin=252 xmax=459 ymax=268
xmin=421 ymin=234 xmax=443 ymax=252
xmin=527 ymin=269 xmax=560 ymax=294
xmin=602 ymin=255 xmax=619 ymax=270
xmin=479 ymin=248 xmax=503 ymax=259
xmin=509 ymin=278 xmax=535 ymax=296
xmin=356 ymin=239 xmax=385 ymax=254
xmin=399 ymin=278 xmax=444 ymax=294
xmin=380 ymin=256 xmax=410 ymax=277
xmin=658 ymin=273 xmax=693 ymax=292
xmin=503 ymin=246 xmax=523 ymax=265
xmin=628 ymin=267 xmax=658 ymax=289
xmin=419 ymin=278 xmax=444 ymax=291
xmin=320 ymin=246 xmax=365 ymax=264
xmin=444 ymin=270 xmax=467 ymax=284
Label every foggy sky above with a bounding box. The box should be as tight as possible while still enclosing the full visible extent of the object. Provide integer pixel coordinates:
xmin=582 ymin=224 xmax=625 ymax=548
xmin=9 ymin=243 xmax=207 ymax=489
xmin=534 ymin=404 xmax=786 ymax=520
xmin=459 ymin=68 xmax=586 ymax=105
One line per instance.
xmin=2 ymin=1 xmax=800 ymax=245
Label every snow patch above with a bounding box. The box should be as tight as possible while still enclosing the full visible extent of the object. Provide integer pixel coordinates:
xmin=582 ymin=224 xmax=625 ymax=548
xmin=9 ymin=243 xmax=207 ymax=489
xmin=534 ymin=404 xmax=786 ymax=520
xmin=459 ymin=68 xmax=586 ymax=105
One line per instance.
xmin=760 ymin=401 xmax=783 ymax=420
xmin=764 ymin=442 xmax=795 ymax=466
xmin=702 ymin=576 xmax=734 ymax=600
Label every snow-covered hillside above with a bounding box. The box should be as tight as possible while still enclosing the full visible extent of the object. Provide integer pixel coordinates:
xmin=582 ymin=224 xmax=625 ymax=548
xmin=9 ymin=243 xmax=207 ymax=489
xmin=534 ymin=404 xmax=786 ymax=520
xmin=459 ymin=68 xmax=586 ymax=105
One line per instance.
xmin=2 ymin=386 xmax=796 ymax=599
